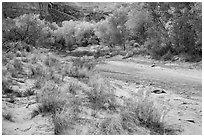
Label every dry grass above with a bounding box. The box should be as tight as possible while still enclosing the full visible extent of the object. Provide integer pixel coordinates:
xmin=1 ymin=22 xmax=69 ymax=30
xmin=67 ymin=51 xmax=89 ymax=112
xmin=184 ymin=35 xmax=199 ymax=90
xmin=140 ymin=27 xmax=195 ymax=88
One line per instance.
xmin=36 ymin=85 xmax=66 ymax=114
xmin=52 ymin=97 xmax=82 ymax=135
xmin=93 ymin=113 xmax=126 ymax=135
xmin=85 ymin=74 xmax=117 ymax=111
xmin=121 ymin=97 xmax=172 ymax=135
xmin=90 ymin=96 xmax=173 ymax=135
xmin=44 ymin=55 xmax=60 ymax=67
xmin=2 ymin=47 xmax=176 ymax=135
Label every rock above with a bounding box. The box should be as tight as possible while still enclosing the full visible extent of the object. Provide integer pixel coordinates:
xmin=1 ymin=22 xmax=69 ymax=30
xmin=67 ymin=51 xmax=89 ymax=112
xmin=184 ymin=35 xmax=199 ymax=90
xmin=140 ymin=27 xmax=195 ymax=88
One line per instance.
xmin=151 ymin=63 xmax=156 ymax=67
xmin=186 ymin=119 xmax=195 ymax=123
xmin=151 ymin=89 xmax=166 ymax=94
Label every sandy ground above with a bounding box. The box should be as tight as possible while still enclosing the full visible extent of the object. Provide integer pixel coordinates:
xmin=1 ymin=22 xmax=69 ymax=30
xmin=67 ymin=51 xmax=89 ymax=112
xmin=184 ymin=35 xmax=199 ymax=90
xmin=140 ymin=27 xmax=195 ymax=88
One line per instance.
xmin=2 ymin=79 xmax=54 ymax=135
xmin=96 ymin=56 xmax=202 ymax=135
xmin=2 ymin=55 xmax=202 ymax=135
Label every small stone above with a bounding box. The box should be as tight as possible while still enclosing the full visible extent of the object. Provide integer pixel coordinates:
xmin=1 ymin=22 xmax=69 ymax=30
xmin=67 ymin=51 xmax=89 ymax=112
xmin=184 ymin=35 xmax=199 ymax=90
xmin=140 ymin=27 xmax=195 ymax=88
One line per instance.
xmin=186 ymin=119 xmax=195 ymax=123
xmin=151 ymin=89 xmax=166 ymax=94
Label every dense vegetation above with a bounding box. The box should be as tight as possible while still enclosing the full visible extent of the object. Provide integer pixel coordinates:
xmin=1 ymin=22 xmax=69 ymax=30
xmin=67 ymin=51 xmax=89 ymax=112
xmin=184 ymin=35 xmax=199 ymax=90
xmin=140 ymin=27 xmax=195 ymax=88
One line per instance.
xmin=2 ymin=2 xmax=202 ymax=61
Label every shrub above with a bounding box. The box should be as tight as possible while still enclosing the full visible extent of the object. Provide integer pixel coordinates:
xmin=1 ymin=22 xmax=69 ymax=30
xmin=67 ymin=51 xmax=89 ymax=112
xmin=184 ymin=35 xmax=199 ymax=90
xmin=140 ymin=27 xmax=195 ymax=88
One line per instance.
xmin=85 ymin=74 xmax=117 ymax=111
xmin=36 ymin=81 xmax=66 ymax=114
xmin=92 ymin=95 xmax=174 ymax=135
xmin=122 ymin=97 xmax=170 ymax=134
xmin=23 ymin=88 xmax=35 ymax=97
xmin=12 ymin=58 xmax=23 ymax=72
xmin=44 ymin=55 xmax=60 ymax=67
xmin=95 ymin=6 xmax=128 ymax=50
xmin=52 ymin=97 xmax=82 ymax=135
xmin=143 ymin=36 xmax=171 ymax=60
xmin=67 ymin=65 xmax=90 ymax=79
xmin=28 ymin=64 xmax=44 ymax=79
xmin=52 ymin=20 xmax=99 ymax=51
xmin=53 ymin=111 xmax=75 ymax=135
xmin=94 ymin=19 xmax=112 ymax=46
xmin=52 ymin=20 xmax=77 ymax=51
xmin=74 ymin=21 xmax=98 ymax=47
xmin=62 ymin=58 xmax=95 ymax=79
xmin=2 ymin=14 xmax=48 ymax=47
xmin=72 ymin=57 xmax=96 ymax=70
xmin=94 ymin=114 xmax=126 ymax=135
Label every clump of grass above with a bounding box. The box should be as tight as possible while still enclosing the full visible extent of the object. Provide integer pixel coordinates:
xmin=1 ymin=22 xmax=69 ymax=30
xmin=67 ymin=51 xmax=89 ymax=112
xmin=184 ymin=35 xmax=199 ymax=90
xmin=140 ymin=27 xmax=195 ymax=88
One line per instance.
xmin=30 ymin=54 xmax=38 ymax=64
xmin=23 ymin=88 xmax=35 ymax=97
xmin=33 ymin=78 xmax=43 ymax=89
xmin=12 ymin=58 xmax=23 ymax=72
xmin=85 ymin=74 xmax=117 ymax=111
xmin=53 ymin=104 xmax=80 ymax=135
xmin=44 ymin=55 xmax=59 ymax=67
xmin=93 ymin=114 xmax=127 ymax=135
xmin=16 ymin=51 xmax=22 ymax=57
xmin=72 ymin=57 xmax=96 ymax=71
xmin=90 ymin=97 xmax=172 ymax=135
xmin=37 ymin=88 xmax=66 ymax=114
xmin=3 ymin=112 xmax=14 ymax=122
xmin=61 ymin=61 xmax=91 ymax=79
xmin=2 ymin=79 xmax=13 ymax=94
xmin=68 ymin=65 xmax=91 ymax=79
xmin=53 ymin=112 xmax=77 ymax=135
xmin=36 ymin=76 xmax=89 ymax=134
xmin=121 ymin=97 xmax=172 ymax=135
xmin=28 ymin=64 xmax=44 ymax=79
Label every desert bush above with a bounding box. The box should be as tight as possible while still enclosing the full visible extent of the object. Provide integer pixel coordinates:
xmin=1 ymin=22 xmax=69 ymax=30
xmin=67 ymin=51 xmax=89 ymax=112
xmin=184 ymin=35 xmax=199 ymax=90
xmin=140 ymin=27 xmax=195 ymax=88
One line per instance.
xmin=2 ymin=14 xmax=49 ymax=47
xmin=52 ymin=20 xmax=99 ymax=51
xmin=3 ymin=51 xmax=15 ymax=64
xmin=23 ymin=88 xmax=35 ymax=97
xmin=94 ymin=19 xmax=111 ymax=46
xmin=53 ymin=111 xmax=75 ymax=135
xmin=62 ymin=58 xmax=95 ymax=79
xmin=72 ymin=57 xmax=96 ymax=70
xmin=125 ymin=3 xmax=150 ymax=45
xmin=44 ymin=55 xmax=60 ymax=68
xmin=85 ymin=74 xmax=117 ymax=111
xmin=122 ymin=97 xmax=169 ymax=134
xmin=37 ymin=78 xmax=84 ymax=114
xmin=52 ymin=20 xmax=77 ymax=51
xmin=28 ymin=64 xmax=44 ymax=79
xmin=74 ymin=21 xmax=98 ymax=47
xmin=3 ymin=41 xmax=32 ymax=54
xmin=92 ymin=95 xmax=171 ymax=135
xmin=37 ymin=84 xmax=66 ymax=114
xmin=12 ymin=58 xmax=23 ymax=72
xmin=95 ymin=6 xmax=128 ymax=50
xmin=2 ymin=80 xmax=13 ymax=94
xmin=67 ymin=65 xmax=90 ymax=79
xmin=94 ymin=114 xmax=126 ymax=135
xmin=52 ymin=96 xmax=83 ymax=135
xmin=36 ymin=78 xmax=87 ymax=134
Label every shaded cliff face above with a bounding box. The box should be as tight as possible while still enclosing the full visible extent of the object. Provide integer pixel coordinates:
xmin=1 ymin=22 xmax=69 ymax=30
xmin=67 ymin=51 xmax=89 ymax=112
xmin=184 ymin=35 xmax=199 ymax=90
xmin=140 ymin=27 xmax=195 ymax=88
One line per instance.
xmin=2 ymin=2 xmax=48 ymax=19
xmin=2 ymin=2 xmax=113 ymax=23
xmin=2 ymin=2 xmax=80 ymax=22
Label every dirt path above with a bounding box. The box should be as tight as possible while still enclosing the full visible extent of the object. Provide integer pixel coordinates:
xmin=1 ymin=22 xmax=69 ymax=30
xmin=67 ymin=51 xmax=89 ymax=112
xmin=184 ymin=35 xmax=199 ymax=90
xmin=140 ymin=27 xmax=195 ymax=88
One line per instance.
xmin=96 ymin=57 xmax=202 ymax=135
xmin=96 ymin=58 xmax=202 ymax=97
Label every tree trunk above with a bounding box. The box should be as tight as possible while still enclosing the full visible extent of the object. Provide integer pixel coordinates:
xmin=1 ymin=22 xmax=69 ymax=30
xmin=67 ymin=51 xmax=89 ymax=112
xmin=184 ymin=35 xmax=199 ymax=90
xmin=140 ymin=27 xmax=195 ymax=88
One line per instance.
xmin=123 ymin=43 xmax=126 ymax=51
